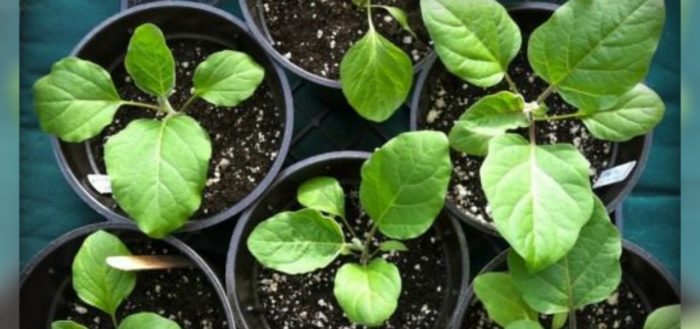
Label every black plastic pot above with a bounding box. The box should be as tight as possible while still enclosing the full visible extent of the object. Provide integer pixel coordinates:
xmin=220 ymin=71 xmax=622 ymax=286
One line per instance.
xmin=225 ymin=151 xmax=471 ymax=329
xmin=409 ymin=2 xmax=651 ymax=236
xmin=20 ymin=222 xmax=236 ymax=329
xmin=453 ymin=241 xmax=679 ymax=328
xmin=52 ymin=2 xmax=294 ymax=233
xmin=238 ymin=0 xmax=433 ymax=89
xmin=120 ymin=0 xmax=221 ymax=11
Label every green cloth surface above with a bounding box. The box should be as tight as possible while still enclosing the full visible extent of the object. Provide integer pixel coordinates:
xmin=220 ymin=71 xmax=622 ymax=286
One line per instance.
xmin=19 ymin=0 xmax=680 ymax=282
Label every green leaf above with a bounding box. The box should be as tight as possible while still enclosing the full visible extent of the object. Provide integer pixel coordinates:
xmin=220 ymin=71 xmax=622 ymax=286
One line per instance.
xmin=118 ymin=313 xmax=181 ymax=329
xmin=528 ymin=0 xmax=666 ymax=111
xmin=360 ymin=131 xmax=452 ymax=240
xmin=125 ymin=23 xmax=175 ymax=97
xmin=644 ymin=305 xmax=681 ymax=329
xmin=449 ymin=91 xmax=528 ymax=156
xmin=297 ymin=176 xmax=346 ymax=219
xmin=480 ymin=134 xmax=594 ymax=271
xmin=582 ymin=84 xmax=665 ymax=142
xmin=334 ymin=259 xmax=401 ymax=327
xmin=52 ymin=321 xmax=88 ymax=329
xmin=104 ymin=115 xmax=211 ymax=238
xmin=551 ymin=312 xmax=568 ymax=329
xmin=340 ymin=28 xmax=413 ymax=122
xmin=509 ymin=198 xmax=622 ymax=314
xmin=378 ymin=6 xmax=416 ymax=37
xmin=247 ymin=209 xmax=345 ymax=274
xmin=193 ymin=50 xmax=265 ymax=108
xmin=34 ymin=57 xmax=122 ymax=142
xmin=473 ymin=273 xmax=538 ymax=327
xmin=421 ymin=0 xmax=521 ymax=87
xmin=72 ymin=230 xmax=136 ymax=317
xmin=506 ymin=320 xmax=544 ymax=329
xmin=379 ymin=240 xmax=408 ymax=252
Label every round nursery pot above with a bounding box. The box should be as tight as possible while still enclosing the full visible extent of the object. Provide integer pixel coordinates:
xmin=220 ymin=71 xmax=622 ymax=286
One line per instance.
xmin=409 ymin=2 xmax=651 ymax=236
xmin=226 ymin=152 xmax=471 ymax=329
xmin=455 ymin=241 xmax=679 ymax=329
xmin=239 ymin=0 xmax=434 ymax=88
xmin=20 ymin=222 xmax=236 ymax=329
xmin=121 ymin=0 xmax=221 ymax=11
xmin=52 ymin=2 xmax=294 ymax=233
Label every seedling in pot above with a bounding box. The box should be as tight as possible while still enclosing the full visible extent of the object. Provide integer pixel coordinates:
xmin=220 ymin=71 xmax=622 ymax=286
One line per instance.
xmin=247 ymin=131 xmax=452 ymax=327
xmin=51 ymin=230 xmax=181 ymax=329
xmin=643 ymin=304 xmax=681 ymax=329
xmin=422 ymin=0 xmax=666 ymax=271
xmin=34 ymin=23 xmax=265 ymax=238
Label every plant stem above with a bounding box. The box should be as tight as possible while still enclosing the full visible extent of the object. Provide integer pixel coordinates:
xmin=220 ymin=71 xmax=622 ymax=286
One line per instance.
xmin=111 ymin=314 xmax=118 ymax=328
xmin=360 ymin=224 xmax=379 ymax=265
xmin=179 ymin=94 xmax=198 ymax=113
xmin=339 ymin=215 xmax=359 ymax=240
xmin=536 ymin=112 xmax=584 ymax=121
xmin=158 ymin=96 xmax=177 ymax=115
xmin=366 ymin=0 xmax=375 ymax=31
xmin=123 ymin=101 xmax=162 ymax=112
xmin=568 ymin=311 xmax=577 ymax=329
xmin=528 ymin=112 xmax=536 ymax=145
xmin=536 ymin=85 xmax=556 ymax=105
xmin=505 ymin=73 xmax=519 ymax=94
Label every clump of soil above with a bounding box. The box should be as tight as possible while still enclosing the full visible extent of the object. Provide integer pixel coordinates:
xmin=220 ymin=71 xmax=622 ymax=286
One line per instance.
xmin=464 ymin=281 xmax=648 ymax=329
xmin=255 ymin=187 xmax=449 ymax=329
xmin=257 ymin=0 xmax=432 ymax=79
xmin=51 ymin=240 xmax=228 ymax=329
xmin=90 ymin=38 xmax=284 ymax=218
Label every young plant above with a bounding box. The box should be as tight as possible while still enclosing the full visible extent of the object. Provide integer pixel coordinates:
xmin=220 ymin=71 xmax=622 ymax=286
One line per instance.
xmin=246 ymin=131 xmax=452 ymax=327
xmin=643 ymin=304 xmax=681 ymax=329
xmin=422 ymin=0 xmax=666 ymax=271
xmin=51 ymin=230 xmax=181 ymax=329
xmin=340 ymin=0 xmax=416 ymax=122
xmin=34 ymin=23 xmax=265 ymax=238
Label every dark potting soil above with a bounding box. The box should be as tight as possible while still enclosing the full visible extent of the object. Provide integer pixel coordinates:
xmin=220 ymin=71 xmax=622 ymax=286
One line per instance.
xmin=256 ymin=187 xmax=449 ymax=329
xmin=257 ymin=0 xmax=432 ymax=79
xmin=463 ymin=281 xmax=648 ymax=329
xmin=90 ymin=38 xmax=284 ymax=219
xmin=51 ymin=240 xmax=228 ymax=329
xmin=419 ymin=51 xmax=614 ymax=226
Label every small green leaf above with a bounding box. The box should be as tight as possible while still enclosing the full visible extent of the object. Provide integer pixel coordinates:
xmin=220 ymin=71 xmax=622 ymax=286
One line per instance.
xmin=582 ymin=84 xmax=665 ymax=142
xmin=506 ymin=320 xmax=544 ymax=329
xmin=118 ymin=313 xmax=181 ymax=329
xmin=421 ymin=0 xmax=521 ymax=87
xmin=551 ymin=312 xmax=568 ymax=329
xmin=481 ymin=134 xmax=594 ymax=271
xmin=449 ymin=91 xmax=528 ymax=156
xmin=125 ymin=23 xmax=175 ymax=97
xmin=104 ymin=115 xmax=212 ymax=238
xmin=297 ymin=176 xmax=346 ymax=219
xmin=509 ymin=198 xmax=622 ymax=314
xmin=334 ymin=259 xmax=401 ymax=327
xmin=193 ymin=50 xmax=265 ymax=108
xmin=378 ymin=6 xmax=416 ymax=37
xmin=473 ymin=273 xmax=538 ymax=327
xmin=248 ymin=209 xmax=345 ymax=274
xmin=72 ymin=230 xmax=136 ymax=317
xmin=34 ymin=57 xmax=122 ymax=142
xmin=52 ymin=321 xmax=88 ymax=329
xmin=340 ymin=28 xmax=413 ymax=122
xmin=360 ymin=131 xmax=452 ymax=240
xmin=644 ymin=305 xmax=681 ymax=329
xmin=528 ymin=0 xmax=665 ymax=111
xmin=379 ymin=240 xmax=408 ymax=252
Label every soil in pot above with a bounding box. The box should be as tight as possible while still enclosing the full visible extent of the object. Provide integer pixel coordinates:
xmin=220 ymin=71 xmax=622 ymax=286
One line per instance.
xmin=90 ymin=38 xmax=284 ymax=219
xmin=255 ymin=186 xmax=448 ymax=329
xmin=51 ymin=239 xmax=228 ymax=329
xmin=256 ymin=0 xmax=432 ymax=79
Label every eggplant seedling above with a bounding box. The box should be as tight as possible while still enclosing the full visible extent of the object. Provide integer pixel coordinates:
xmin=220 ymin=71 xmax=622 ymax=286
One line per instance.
xmin=247 ymin=131 xmax=452 ymax=327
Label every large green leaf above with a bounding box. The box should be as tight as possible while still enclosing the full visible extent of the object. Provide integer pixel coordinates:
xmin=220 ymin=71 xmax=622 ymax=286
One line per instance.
xmin=247 ymin=209 xmax=345 ymax=274
xmin=509 ymin=198 xmax=622 ymax=314
xmin=340 ymin=28 xmax=413 ymax=122
xmin=193 ymin=50 xmax=265 ymax=107
xmin=507 ymin=320 xmax=544 ymax=329
xmin=481 ymin=134 xmax=593 ymax=271
xmin=449 ymin=91 xmax=528 ymax=156
xmin=118 ymin=313 xmax=181 ymax=329
xmin=104 ymin=115 xmax=211 ymax=238
xmin=644 ymin=305 xmax=681 ymax=329
xmin=360 ymin=131 xmax=452 ymax=240
xmin=125 ymin=23 xmax=175 ymax=97
xmin=333 ymin=259 xmax=401 ymax=327
xmin=52 ymin=321 xmax=88 ymax=329
xmin=72 ymin=230 xmax=136 ymax=317
xmin=34 ymin=57 xmax=122 ymax=142
xmin=528 ymin=0 xmax=665 ymax=111
xmin=473 ymin=273 xmax=538 ymax=327
xmin=582 ymin=84 xmax=665 ymax=142
xmin=297 ymin=177 xmax=346 ymax=219
xmin=421 ymin=0 xmax=521 ymax=87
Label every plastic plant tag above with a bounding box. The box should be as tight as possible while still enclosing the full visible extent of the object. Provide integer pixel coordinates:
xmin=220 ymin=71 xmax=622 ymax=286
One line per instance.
xmin=593 ymin=161 xmax=637 ymax=188
xmin=88 ymin=174 xmax=112 ymax=194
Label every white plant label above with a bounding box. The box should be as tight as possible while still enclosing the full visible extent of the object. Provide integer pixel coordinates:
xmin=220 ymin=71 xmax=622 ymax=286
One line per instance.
xmin=88 ymin=174 xmax=112 ymax=194
xmin=593 ymin=161 xmax=637 ymax=188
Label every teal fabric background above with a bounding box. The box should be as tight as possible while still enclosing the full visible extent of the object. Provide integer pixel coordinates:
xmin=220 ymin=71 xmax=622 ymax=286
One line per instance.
xmin=19 ymin=0 xmax=680 ymax=281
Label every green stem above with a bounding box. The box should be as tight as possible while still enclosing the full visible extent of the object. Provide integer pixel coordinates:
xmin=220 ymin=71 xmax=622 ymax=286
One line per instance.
xmin=339 ymin=215 xmax=359 ymax=240
xmin=505 ymin=73 xmax=519 ymax=94
xmin=568 ymin=311 xmax=577 ymax=329
xmin=528 ymin=112 xmax=536 ymax=145
xmin=158 ymin=96 xmax=177 ymax=115
xmin=366 ymin=0 xmax=375 ymax=31
xmin=122 ymin=101 xmax=161 ymax=112
xmin=536 ymin=112 xmax=584 ymax=121
xmin=360 ymin=224 xmax=379 ymax=265
xmin=179 ymin=94 xmax=198 ymax=113
xmin=111 ymin=314 xmax=119 ymax=328
xmin=536 ymin=85 xmax=556 ymax=105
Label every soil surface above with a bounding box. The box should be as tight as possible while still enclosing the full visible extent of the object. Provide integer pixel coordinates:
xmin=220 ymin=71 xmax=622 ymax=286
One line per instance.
xmin=257 ymin=0 xmax=432 ymax=79
xmin=51 ymin=239 xmax=228 ymax=329
xmin=90 ymin=38 xmax=284 ymax=219
xmin=463 ymin=280 xmax=648 ymax=329
xmin=255 ymin=187 xmax=449 ymax=329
